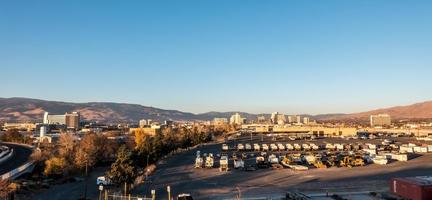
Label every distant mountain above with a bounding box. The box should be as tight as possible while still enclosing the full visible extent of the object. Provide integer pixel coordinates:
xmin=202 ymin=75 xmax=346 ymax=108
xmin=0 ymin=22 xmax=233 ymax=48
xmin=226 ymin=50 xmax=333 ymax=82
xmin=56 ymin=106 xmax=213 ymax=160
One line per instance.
xmin=0 ymin=97 xmax=198 ymax=123
xmin=320 ymin=101 xmax=432 ymax=121
xmin=0 ymin=97 xmax=431 ymax=123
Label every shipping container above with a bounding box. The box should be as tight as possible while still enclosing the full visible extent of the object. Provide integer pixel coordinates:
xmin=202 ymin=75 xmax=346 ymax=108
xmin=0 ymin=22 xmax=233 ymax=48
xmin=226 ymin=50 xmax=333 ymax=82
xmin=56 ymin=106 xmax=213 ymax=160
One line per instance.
xmin=390 ymin=176 xmax=432 ymax=200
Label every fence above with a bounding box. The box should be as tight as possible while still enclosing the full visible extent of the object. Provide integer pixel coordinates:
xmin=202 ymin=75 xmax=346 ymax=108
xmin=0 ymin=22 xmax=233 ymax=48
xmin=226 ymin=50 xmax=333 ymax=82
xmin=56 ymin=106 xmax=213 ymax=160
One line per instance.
xmin=105 ymin=194 xmax=152 ymax=200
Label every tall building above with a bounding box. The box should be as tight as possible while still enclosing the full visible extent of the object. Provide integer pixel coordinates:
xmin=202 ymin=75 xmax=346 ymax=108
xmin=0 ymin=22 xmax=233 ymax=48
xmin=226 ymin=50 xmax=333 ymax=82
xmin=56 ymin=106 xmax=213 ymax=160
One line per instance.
xmin=296 ymin=116 xmax=301 ymax=124
xmin=303 ymin=117 xmax=310 ymax=125
xmin=370 ymin=114 xmax=391 ymax=127
xmin=230 ymin=113 xmax=245 ymax=125
xmin=270 ymin=112 xmax=286 ymax=124
xmin=43 ymin=112 xmax=80 ymax=129
xmin=65 ymin=112 xmax=80 ymax=129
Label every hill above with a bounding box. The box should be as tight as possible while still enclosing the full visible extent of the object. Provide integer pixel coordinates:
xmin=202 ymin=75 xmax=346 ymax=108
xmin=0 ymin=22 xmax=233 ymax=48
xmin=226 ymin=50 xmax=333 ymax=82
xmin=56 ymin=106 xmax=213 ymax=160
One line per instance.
xmin=321 ymin=101 xmax=432 ymax=121
xmin=1 ymin=97 xmax=431 ymax=123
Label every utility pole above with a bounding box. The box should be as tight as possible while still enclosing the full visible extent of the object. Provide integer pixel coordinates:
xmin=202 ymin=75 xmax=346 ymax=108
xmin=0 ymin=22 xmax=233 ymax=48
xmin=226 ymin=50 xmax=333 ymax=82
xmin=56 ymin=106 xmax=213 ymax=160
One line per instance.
xmin=151 ymin=189 xmax=155 ymax=200
xmin=84 ymin=157 xmax=88 ymax=200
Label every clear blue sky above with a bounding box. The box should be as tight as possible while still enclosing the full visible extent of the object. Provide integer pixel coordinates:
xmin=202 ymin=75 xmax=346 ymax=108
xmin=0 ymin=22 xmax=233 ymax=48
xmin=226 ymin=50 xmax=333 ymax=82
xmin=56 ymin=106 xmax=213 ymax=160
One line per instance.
xmin=1 ymin=1 xmax=432 ymax=114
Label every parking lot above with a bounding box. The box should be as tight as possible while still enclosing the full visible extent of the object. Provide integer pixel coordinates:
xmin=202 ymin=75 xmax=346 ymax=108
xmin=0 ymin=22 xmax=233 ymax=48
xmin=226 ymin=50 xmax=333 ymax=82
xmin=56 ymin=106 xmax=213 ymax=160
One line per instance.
xmin=133 ymin=133 xmax=432 ymax=199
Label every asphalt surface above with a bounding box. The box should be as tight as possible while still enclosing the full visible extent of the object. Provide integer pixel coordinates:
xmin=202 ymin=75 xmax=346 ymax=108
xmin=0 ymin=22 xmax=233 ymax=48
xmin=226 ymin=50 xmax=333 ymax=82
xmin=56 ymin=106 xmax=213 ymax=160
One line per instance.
xmin=31 ymin=167 xmax=108 ymax=200
xmin=132 ymin=134 xmax=432 ymax=200
xmin=0 ymin=142 xmax=33 ymax=175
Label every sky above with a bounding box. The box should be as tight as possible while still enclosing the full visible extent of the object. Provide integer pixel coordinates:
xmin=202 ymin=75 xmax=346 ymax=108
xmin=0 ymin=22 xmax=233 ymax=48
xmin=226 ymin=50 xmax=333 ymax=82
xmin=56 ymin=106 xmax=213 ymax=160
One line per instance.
xmin=1 ymin=1 xmax=432 ymax=114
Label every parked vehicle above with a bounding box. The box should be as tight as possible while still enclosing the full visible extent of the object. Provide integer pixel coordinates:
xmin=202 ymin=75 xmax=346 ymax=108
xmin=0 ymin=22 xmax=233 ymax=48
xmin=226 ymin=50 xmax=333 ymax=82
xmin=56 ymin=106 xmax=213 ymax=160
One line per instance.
xmin=205 ymin=153 xmax=214 ymax=168
xmin=253 ymin=143 xmax=260 ymax=151
xmin=262 ymin=144 xmax=269 ymax=151
xmin=219 ymin=155 xmax=229 ymax=171
xmin=222 ymin=144 xmax=229 ymax=151
xmin=97 ymin=176 xmax=112 ymax=186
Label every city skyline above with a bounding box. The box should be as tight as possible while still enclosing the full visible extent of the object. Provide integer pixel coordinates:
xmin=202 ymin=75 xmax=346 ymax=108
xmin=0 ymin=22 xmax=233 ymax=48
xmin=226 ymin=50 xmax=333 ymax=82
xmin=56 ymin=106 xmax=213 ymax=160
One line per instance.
xmin=1 ymin=1 xmax=432 ymax=114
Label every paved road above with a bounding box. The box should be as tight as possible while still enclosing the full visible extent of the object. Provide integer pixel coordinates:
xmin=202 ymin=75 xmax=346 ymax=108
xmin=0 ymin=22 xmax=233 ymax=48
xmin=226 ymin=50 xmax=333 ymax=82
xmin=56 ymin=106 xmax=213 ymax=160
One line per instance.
xmin=132 ymin=134 xmax=432 ymax=199
xmin=31 ymin=167 xmax=108 ymax=200
xmin=0 ymin=142 xmax=33 ymax=175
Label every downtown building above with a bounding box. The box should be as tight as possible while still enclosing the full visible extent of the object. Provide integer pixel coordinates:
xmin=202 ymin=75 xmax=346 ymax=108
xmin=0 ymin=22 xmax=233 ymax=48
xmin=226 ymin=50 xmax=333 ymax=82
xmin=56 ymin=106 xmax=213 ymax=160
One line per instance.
xmin=43 ymin=111 xmax=80 ymax=129
xmin=370 ymin=114 xmax=391 ymax=127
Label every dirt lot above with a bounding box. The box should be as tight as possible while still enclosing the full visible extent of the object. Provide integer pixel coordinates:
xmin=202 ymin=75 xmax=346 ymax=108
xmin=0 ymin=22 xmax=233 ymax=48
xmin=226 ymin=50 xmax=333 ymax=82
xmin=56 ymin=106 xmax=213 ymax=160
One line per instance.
xmin=132 ymin=134 xmax=432 ymax=200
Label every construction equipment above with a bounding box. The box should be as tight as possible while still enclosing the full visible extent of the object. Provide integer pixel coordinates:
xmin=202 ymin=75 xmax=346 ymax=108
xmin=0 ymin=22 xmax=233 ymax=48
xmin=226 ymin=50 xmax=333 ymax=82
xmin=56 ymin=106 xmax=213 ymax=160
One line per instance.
xmin=339 ymin=156 xmax=353 ymax=168
xmin=314 ymin=161 xmax=327 ymax=169
xmin=351 ymin=155 xmax=365 ymax=167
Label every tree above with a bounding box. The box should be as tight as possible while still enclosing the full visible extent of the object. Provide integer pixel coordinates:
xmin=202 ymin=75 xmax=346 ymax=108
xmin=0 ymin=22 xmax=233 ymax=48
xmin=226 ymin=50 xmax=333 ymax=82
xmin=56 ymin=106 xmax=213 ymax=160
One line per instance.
xmin=58 ymin=133 xmax=76 ymax=163
xmin=134 ymin=128 xmax=147 ymax=147
xmin=73 ymin=133 xmax=104 ymax=170
xmin=44 ymin=157 xmax=66 ymax=176
xmin=108 ymin=145 xmax=137 ymax=186
xmin=0 ymin=129 xmax=23 ymax=143
xmin=0 ymin=180 xmax=11 ymax=200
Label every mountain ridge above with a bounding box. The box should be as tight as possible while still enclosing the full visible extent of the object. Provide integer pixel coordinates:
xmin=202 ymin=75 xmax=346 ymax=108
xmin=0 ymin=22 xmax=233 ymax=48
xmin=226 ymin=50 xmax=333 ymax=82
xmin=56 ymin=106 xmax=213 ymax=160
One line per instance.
xmin=0 ymin=97 xmax=431 ymax=123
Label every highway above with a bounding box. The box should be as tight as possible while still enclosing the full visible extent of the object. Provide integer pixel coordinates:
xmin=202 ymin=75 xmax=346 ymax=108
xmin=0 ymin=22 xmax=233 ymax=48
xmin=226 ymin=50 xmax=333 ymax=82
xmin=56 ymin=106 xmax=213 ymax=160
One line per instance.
xmin=0 ymin=142 xmax=33 ymax=175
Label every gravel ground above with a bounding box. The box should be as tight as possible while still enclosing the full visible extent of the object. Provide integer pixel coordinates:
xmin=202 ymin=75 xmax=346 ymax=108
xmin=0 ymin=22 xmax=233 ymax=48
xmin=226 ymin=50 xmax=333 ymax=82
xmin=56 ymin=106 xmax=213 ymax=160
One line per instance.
xmin=133 ymin=134 xmax=432 ymax=199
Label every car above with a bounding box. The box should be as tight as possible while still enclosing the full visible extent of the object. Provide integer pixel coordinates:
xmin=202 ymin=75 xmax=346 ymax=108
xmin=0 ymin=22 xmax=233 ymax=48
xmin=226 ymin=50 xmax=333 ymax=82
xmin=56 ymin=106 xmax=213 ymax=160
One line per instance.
xmin=177 ymin=193 xmax=193 ymax=200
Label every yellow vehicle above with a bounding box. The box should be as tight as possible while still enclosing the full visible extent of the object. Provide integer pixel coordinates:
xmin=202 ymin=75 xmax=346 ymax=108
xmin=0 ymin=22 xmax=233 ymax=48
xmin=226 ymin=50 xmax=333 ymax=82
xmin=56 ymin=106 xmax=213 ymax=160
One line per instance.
xmin=339 ymin=156 xmax=353 ymax=168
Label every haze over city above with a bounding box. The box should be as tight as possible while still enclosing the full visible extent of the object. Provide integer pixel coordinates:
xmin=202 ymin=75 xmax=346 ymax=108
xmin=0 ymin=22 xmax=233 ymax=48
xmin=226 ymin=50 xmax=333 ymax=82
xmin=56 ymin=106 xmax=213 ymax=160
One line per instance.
xmin=1 ymin=1 xmax=432 ymax=114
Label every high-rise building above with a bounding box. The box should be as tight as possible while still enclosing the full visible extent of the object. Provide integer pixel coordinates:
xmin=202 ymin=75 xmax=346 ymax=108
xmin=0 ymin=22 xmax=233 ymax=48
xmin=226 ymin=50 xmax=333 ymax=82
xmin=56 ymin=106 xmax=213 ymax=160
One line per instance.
xmin=296 ymin=116 xmax=301 ymax=124
xmin=370 ymin=114 xmax=391 ymax=127
xmin=43 ymin=112 xmax=80 ymax=129
xmin=65 ymin=112 xmax=80 ymax=129
xmin=230 ymin=113 xmax=245 ymax=125
xmin=303 ymin=117 xmax=310 ymax=125
xmin=270 ymin=112 xmax=286 ymax=124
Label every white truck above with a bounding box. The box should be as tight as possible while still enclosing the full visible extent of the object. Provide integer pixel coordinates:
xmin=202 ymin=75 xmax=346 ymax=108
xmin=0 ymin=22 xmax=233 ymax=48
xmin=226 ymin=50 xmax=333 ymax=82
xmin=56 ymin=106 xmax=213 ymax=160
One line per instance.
xmin=195 ymin=156 xmax=204 ymax=168
xmin=219 ymin=155 xmax=229 ymax=171
xmin=237 ymin=143 xmax=244 ymax=151
xmin=253 ymin=143 xmax=260 ymax=151
xmin=245 ymin=143 xmax=252 ymax=151
xmin=277 ymin=143 xmax=285 ymax=151
xmin=234 ymin=159 xmax=244 ymax=169
xmin=262 ymin=144 xmax=269 ymax=151
xmin=96 ymin=176 xmax=112 ymax=186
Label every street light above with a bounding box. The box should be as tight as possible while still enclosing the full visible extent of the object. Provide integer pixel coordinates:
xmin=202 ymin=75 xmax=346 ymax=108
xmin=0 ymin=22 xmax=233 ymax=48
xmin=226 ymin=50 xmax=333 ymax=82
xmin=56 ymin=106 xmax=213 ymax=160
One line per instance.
xmin=151 ymin=189 xmax=155 ymax=200
xmin=167 ymin=186 xmax=171 ymax=200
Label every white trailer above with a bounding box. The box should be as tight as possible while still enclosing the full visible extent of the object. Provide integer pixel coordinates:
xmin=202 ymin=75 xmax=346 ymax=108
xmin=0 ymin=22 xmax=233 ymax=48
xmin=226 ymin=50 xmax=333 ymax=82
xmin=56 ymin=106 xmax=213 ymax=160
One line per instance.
xmin=219 ymin=156 xmax=229 ymax=171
